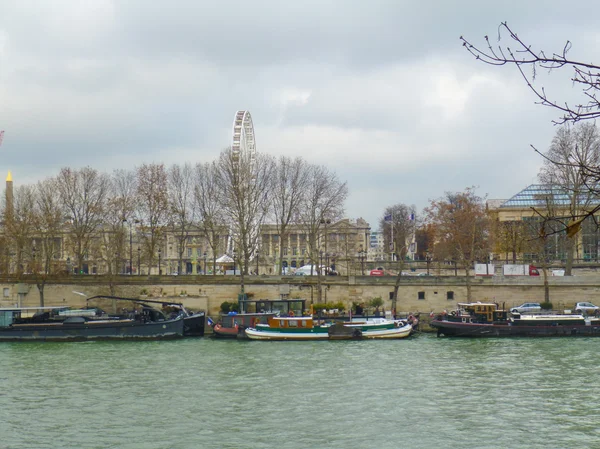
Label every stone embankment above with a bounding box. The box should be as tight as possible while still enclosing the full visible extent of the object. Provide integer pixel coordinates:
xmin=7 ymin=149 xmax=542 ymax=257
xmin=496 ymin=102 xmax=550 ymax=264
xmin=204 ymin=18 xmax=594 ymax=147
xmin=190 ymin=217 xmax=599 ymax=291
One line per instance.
xmin=1 ymin=273 xmax=600 ymax=318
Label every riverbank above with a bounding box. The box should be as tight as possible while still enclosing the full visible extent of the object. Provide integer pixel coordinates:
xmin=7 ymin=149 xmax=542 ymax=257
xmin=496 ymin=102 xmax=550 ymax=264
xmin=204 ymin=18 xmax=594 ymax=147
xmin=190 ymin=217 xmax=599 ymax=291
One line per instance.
xmin=2 ymin=273 xmax=599 ymax=318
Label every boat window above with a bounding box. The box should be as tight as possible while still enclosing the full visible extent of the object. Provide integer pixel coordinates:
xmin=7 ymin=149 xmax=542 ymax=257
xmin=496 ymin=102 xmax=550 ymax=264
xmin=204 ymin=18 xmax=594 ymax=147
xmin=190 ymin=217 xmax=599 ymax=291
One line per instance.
xmin=0 ymin=311 xmax=13 ymax=327
xmin=289 ymin=320 xmax=298 ymax=327
xmin=418 ymin=291 xmax=425 ymax=300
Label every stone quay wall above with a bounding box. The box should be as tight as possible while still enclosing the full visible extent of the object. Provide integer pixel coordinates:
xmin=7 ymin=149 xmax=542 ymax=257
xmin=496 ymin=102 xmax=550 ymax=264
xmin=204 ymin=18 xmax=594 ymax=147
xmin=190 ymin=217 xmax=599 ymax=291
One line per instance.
xmin=1 ymin=274 xmax=600 ymax=318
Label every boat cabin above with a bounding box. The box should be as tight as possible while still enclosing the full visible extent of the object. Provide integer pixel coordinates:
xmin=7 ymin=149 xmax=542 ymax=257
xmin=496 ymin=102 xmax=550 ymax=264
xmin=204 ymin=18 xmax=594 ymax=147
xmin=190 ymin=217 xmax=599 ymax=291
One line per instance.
xmin=220 ymin=298 xmax=307 ymax=328
xmin=264 ymin=316 xmax=315 ymax=329
xmin=239 ymin=298 xmax=306 ymax=316
xmin=511 ymin=314 xmax=590 ymax=326
xmin=448 ymin=302 xmax=508 ymax=324
xmin=0 ymin=306 xmax=71 ymax=327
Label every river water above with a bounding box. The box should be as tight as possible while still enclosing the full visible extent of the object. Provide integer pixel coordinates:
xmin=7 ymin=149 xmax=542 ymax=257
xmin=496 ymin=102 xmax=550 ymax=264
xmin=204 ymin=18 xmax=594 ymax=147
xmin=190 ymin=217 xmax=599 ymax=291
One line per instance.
xmin=1 ymin=334 xmax=598 ymax=449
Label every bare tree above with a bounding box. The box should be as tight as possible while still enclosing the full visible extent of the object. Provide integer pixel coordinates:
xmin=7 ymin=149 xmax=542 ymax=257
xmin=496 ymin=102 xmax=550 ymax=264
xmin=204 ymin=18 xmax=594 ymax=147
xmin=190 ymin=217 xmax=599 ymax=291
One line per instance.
xmin=109 ymin=169 xmax=138 ymax=276
xmin=216 ymin=148 xmax=274 ymax=293
xmin=493 ymin=220 xmax=529 ymax=264
xmin=462 ymin=23 xmax=600 ymax=236
xmin=57 ymin=167 xmax=109 ymax=274
xmin=379 ymin=203 xmax=417 ymax=313
xmin=94 ymin=170 xmax=138 ymax=296
xmin=425 ymin=188 xmax=490 ymax=301
xmin=136 ymin=163 xmax=169 ymax=274
xmin=297 ymin=164 xmax=348 ymax=302
xmin=461 ymin=22 xmax=600 ymax=124
xmin=194 ymin=161 xmax=228 ymax=275
xmin=31 ymin=178 xmax=64 ymax=305
xmin=538 ymin=123 xmax=600 ymax=274
xmin=5 ymin=185 xmax=37 ymax=277
xmin=271 ymin=156 xmax=310 ymax=274
xmin=523 ymin=196 xmax=566 ymax=305
xmin=168 ymin=163 xmax=195 ymax=274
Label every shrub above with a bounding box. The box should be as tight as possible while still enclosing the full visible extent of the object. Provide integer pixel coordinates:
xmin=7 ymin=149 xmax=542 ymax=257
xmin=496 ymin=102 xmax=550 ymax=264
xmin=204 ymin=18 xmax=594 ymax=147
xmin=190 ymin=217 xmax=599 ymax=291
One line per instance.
xmin=220 ymin=301 xmax=239 ymax=313
xmin=540 ymin=301 xmax=553 ymax=311
xmin=332 ymin=301 xmax=346 ymax=312
xmin=312 ymin=303 xmax=328 ymax=313
xmin=140 ymin=288 xmax=148 ymax=296
xmin=369 ymin=297 xmax=384 ymax=309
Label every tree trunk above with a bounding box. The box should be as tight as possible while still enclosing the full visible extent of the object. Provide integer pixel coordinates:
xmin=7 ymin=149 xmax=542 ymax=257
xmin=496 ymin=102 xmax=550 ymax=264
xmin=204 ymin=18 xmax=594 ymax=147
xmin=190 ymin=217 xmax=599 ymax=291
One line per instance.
xmin=37 ymin=284 xmax=45 ymax=307
xmin=565 ymin=236 xmax=575 ymax=276
xmin=464 ymin=266 xmax=472 ymax=302
xmin=542 ymin=267 xmax=550 ymax=303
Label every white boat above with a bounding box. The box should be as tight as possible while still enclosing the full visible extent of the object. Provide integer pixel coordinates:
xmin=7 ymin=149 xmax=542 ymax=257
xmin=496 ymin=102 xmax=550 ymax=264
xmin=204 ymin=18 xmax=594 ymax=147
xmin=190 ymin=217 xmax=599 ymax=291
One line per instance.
xmin=244 ymin=316 xmax=412 ymax=341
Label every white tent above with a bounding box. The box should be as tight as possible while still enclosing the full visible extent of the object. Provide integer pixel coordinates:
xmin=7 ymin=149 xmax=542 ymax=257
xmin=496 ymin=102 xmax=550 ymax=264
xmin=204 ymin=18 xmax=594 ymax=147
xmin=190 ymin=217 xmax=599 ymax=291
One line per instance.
xmin=295 ymin=264 xmax=324 ymax=275
xmin=215 ymin=255 xmax=234 ymax=264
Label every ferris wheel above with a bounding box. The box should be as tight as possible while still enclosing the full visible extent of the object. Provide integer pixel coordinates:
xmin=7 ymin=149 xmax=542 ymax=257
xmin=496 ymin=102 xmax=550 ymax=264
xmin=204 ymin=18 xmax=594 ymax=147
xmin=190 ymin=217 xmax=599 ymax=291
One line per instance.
xmin=231 ymin=110 xmax=256 ymax=171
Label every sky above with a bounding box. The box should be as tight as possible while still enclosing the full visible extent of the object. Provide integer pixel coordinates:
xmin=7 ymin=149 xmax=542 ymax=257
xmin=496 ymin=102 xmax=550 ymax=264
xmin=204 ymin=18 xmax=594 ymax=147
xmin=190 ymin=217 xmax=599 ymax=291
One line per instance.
xmin=1 ymin=0 xmax=599 ymax=229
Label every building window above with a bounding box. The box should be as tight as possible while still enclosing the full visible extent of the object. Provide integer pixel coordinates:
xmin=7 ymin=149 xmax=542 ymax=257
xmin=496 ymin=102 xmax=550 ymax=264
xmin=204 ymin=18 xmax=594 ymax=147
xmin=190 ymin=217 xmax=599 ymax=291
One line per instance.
xmin=418 ymin=291 xmax=425 ymax=300
xmin=187 ymin=248 xmax=192 ymax=257
xmin=3 ymin=288 xmax=8 ymax=298
xmin=447 ymin=291 xmax=454 ymax=300
xmin=292 ymin=247 xmax=297 ymax=256
xmin=389 ymin=292 xmax=394 ymax=300
xmin=283 ymin=247 xmax=288 ymax=256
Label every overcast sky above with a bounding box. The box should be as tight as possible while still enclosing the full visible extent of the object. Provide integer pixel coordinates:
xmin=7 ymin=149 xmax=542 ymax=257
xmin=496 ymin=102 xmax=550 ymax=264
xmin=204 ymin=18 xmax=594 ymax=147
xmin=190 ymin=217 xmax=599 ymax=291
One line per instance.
xmin=1 ymin=1 xmax=598 ymax=228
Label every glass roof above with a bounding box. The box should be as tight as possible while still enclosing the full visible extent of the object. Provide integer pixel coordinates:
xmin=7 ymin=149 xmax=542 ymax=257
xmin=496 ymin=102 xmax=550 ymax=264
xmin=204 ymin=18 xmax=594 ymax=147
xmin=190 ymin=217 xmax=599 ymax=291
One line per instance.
xmin=501 ymin=184 xmax=600 ymax=208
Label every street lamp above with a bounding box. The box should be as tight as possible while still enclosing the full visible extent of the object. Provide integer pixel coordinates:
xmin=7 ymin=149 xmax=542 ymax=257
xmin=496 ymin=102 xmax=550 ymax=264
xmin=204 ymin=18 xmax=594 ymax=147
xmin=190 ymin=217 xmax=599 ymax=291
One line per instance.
xmin=122 ymin=218 xmax=138 ymax=275
xmin=32 ymin=245 xmax=36 ymax=274
xmin=158 ymin=247 xmax=162 ymax=275
xmin=358 ymin=246 xmax=366 ymax=275
xmin=233 ymin=248 xmax=237 ymax=274
xmin=137 ymin=247 xmax=141 ymax=276
xmin=203 ymin=252 xmax=207 ymax=275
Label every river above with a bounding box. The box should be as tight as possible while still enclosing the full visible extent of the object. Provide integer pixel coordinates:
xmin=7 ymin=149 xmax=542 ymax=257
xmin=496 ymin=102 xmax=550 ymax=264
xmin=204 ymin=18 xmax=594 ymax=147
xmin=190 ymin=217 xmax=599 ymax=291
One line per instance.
xmin=1 ymin=335 xmax=598 ymax=448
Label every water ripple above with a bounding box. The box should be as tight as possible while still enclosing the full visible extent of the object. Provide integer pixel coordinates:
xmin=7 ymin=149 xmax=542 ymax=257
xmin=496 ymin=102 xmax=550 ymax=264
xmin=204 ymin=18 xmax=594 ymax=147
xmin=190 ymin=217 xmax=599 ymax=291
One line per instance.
xmin=1 ymin=336 xmax=599 ymax=448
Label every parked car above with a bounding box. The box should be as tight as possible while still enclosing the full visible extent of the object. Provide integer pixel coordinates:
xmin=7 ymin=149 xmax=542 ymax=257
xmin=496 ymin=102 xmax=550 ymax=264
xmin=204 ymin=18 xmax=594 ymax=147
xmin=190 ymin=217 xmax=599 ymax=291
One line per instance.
xmin=510 ymin=302 xmax=542 ymax=314
xmin=369 ymin=269 xmax=385 ymax=276
xmin=575 ymin=302 xmax=600 ymax=315
xmin=417 ymin=272 xmax=432 ymax=277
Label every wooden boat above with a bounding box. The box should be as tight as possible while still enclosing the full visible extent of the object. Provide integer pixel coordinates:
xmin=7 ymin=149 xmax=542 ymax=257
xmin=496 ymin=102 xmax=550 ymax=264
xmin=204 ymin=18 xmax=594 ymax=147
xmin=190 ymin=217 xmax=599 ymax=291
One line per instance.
xmin=0 ymin=305 xmax=184 ymax=341
xmin=244 ymin=316 xmax=413 ymax=341
xmin=211 ymin=298 xmax=306 ymax=338
xmin=86 ymin=296 xmax=205 ymax=337
xmin=431 ymin=302 xmax=600 ymax=337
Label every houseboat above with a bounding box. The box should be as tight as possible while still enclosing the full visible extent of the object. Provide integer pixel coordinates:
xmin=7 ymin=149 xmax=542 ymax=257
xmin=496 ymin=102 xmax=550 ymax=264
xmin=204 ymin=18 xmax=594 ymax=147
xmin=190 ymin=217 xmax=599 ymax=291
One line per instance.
xmin=431 ymin=302 xmax=600 ymax=337
xmin=0 ymin=305 xmax=185 ymax=341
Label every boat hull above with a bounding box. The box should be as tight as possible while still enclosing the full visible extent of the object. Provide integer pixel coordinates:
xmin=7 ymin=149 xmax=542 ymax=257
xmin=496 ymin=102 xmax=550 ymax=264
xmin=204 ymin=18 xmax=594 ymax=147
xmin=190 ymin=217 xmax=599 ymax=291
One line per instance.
xmin=183 ymin=313 xmax=205 ymax=337
xmin=245 ymin=323 xmax=413 ymax=341
xmin=212 ymin=324 xmax=243 ymax=338
xmin=431 ymin=320 xmax=600 ymax=337
xmin=0 ymin=317 xmax=185 ymax=341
